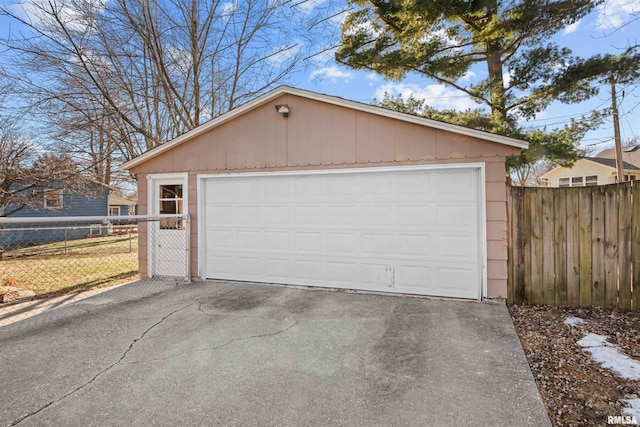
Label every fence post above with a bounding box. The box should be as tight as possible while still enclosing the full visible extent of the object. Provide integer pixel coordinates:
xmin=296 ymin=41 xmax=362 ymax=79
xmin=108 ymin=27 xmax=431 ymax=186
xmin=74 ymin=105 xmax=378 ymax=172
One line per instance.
xmin=64 ymin=228 xmax=67 ymax=254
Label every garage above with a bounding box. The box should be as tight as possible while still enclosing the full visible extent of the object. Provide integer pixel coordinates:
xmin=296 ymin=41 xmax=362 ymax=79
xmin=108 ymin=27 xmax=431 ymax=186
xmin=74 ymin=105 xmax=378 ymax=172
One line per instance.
xmin=201 ymin=166 xmax=483 ymax=299
xmin=122 ymin=86 xmax=527 ymax=299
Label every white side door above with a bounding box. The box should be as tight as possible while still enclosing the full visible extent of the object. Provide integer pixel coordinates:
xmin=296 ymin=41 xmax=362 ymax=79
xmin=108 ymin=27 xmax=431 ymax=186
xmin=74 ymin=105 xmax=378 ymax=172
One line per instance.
xmin=149 ymin=176 xmax=188 ymax=278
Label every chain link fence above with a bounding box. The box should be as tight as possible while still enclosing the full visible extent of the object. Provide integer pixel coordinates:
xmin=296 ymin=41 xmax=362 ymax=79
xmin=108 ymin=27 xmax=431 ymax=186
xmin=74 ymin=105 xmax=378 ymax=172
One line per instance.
xmin=0 ymin=215 xmax=190 ymax=326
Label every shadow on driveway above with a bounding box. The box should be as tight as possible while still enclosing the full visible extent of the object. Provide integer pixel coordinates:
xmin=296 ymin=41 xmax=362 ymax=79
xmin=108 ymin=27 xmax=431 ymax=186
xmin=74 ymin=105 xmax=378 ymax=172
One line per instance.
xmin=0 ymin=280 xmax=550 ymax=426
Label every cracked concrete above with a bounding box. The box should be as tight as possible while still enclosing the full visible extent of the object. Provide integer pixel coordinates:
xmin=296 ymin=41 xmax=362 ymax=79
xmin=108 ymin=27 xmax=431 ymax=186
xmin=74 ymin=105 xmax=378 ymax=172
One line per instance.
xmin=0 ymin=279 xmax=550 ymax=426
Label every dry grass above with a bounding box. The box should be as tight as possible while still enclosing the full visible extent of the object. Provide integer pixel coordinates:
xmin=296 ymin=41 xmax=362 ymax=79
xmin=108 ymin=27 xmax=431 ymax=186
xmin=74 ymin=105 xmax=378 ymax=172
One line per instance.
xmin=0 ymin=235 xmax=139 ymax=298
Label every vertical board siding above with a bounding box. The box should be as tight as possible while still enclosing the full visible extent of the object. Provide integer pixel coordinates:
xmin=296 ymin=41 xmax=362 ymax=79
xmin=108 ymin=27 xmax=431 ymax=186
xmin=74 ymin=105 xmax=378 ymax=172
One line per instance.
xmin=508 ymin=181 xmax=637 ymax=310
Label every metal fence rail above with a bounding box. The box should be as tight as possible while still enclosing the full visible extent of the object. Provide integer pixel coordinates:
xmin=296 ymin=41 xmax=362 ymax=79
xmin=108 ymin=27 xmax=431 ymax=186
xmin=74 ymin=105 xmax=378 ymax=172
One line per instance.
xmin=0 ymin=215 xmax=190 ymax=325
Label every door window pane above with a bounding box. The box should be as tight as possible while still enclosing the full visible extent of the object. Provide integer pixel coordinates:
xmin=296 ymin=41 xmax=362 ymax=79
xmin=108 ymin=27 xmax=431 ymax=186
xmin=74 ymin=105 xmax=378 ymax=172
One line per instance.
xmin=159 ymin=184 xmax=184 ymax=229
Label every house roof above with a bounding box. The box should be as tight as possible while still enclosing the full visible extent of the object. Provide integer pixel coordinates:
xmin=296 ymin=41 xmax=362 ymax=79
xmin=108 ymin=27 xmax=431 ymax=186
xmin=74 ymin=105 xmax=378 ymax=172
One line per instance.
xmin=584 ymin=156 xmax=640 ymax=171
xmin=108 ymin=193 xmax=137 ymax=206
xmin=540 ymin=156 xmax=640 ymax=181
xmin=596 ymin=145 xmax=640 ymax=169
xmin=121 ymin=86 xmax=528 ymax=170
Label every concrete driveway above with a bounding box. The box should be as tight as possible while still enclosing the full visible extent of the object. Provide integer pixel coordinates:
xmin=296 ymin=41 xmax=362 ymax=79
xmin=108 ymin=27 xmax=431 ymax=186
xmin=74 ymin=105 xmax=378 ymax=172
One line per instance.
xmin=0 ymin=280 xmax=550 ymax=426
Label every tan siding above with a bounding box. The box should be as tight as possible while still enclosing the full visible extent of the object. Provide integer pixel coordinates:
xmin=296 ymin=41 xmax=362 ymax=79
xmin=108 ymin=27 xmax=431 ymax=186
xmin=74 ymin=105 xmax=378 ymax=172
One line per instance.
xmin=132 ymin=93 xmax=521 ymax=298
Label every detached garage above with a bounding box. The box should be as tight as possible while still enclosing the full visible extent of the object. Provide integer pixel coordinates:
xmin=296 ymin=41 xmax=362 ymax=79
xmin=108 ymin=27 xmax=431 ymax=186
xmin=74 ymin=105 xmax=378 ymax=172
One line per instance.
xmin=123 ymin=86 xmax=526 ymax=300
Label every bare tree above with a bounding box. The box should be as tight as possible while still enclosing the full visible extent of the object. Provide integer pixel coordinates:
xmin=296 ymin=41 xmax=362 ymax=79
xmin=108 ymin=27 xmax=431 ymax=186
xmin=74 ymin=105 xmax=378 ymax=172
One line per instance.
xmin=1 ymin=0 xmax=321 ymax=183
xmin=0 ymin=115 xmax=93 ymax=216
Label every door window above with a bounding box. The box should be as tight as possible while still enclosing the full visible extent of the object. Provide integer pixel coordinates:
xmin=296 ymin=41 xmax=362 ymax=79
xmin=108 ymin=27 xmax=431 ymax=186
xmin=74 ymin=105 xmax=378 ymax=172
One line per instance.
xmin=159 ymin=184 xmax=184 ymax=229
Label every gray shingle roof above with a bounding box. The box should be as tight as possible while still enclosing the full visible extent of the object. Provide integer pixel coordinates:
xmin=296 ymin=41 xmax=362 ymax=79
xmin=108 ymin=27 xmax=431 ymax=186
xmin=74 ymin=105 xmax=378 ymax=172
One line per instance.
xmin=585 ymin=156 xmax=640 ymax=171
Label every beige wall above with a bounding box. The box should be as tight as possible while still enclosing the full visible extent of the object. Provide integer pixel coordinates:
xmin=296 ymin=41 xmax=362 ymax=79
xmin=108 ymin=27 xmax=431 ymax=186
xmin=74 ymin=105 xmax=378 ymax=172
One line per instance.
xmin=131 ymin=93 xmax=521 ymax=297
xmin=542 ymin=159 xmax=638 ymax=187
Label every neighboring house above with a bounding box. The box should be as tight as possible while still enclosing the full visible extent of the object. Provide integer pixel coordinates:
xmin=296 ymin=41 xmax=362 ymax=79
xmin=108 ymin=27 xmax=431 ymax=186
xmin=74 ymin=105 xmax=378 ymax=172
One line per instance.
xmin=0 ymin=184 xmax=127 ymax=249
xmin=596 ymin=144 xmax=640 ymax=168
xmin=108 ymin=193 xmax=137 ymax=216
xmin=122 ymin=86 xmax=528 ymax=300
xmin=539 ymin=157 xmax=640 ymax=188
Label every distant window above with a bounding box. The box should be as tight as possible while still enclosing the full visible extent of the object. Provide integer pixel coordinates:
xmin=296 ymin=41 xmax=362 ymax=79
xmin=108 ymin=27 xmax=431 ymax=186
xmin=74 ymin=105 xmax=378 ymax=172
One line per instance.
xmin=44 ymin=189 xmax=63 ymax=209
xmin=615 ymin=174 xmax=638 ymax=182
xmin=585 ymin=176 xmax=598 ymax=186
xmin=571 ymin=176 xmax=584 ymax=186
xmin=109 ymin=206 xmax=120 ymax=216
xmin=559 ymin=178 xmax=570 ymax=187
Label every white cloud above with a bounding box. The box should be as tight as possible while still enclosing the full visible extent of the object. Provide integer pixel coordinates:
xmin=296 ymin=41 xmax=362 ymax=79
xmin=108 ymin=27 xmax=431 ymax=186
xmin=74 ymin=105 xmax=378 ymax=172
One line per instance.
xmin=310 ymin=66 xmax=353 ymax=83
xmin=267 ymin=44 xmax=301 ymax=66
xmin=307 ymin=45 xmax=338 ymax=67
xmin=13 ymin=0 xmax=106 ymax=32
xmin=597 ymin=0 xmax=640 ymax=29
xmin=503 ymin=71 xmax=512 ymax=87
xmin=460 ymin=71 xmax=476 ymax=82
xmin=366 ymin=72 xmax=380 ymax=86
xmin=563 ymin=20 xmax=581 ymax=34
xmin=293 ymin=0 xmax=327 ymax=13
xmin=373 ymin=82 xmax=478 ymax=111
xmin=418 ymin=27 xmax=460 ymax=48
xmin=221 ymin=1 xmax=238 ymax=17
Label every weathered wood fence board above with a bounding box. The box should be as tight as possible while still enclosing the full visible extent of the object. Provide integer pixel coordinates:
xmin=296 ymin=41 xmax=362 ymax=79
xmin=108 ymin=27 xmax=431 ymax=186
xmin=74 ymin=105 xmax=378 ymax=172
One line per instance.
xmin=508 ymin=181 xmax=638 ymax=310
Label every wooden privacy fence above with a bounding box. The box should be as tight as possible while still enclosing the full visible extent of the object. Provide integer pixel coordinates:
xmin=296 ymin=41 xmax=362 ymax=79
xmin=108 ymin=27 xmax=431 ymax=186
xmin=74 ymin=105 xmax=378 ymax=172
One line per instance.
xmin=508 ymin=181 xmax=640 ymax=310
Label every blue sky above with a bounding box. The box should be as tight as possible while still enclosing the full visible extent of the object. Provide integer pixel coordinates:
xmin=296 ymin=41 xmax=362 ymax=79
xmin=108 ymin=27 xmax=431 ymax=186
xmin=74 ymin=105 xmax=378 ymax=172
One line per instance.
xmin=289 ymin=0 xmax=640 ymax=155
xmin=1 ymin=0 xmax=639 ymax=155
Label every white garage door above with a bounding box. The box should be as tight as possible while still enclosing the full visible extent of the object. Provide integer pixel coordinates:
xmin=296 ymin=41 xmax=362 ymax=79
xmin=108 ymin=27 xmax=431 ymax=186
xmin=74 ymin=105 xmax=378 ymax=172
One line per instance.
xmin=201 ymin=166 xmax=484 ymax=299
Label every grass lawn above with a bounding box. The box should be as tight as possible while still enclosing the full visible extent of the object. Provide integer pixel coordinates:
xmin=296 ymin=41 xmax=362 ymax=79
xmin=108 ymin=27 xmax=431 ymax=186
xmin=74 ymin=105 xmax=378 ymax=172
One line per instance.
xmin=1 ymin=235 xmax=139 ymax=298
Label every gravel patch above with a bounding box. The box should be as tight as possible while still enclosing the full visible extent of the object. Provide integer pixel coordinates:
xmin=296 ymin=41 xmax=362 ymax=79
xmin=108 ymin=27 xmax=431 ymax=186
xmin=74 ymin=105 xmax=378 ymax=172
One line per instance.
xmin=509 ymin=305 xmax=640 ymax=426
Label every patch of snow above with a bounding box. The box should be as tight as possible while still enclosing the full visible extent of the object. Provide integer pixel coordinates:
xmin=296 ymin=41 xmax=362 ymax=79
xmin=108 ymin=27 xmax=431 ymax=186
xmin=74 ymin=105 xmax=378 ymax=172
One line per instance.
xmin=622 ymin=398 xmax=640 ymax=419
xmin=578 ymin=333 xmax=640 ymax=381
xmin=564 ymin=316 xmax=585 ymax=326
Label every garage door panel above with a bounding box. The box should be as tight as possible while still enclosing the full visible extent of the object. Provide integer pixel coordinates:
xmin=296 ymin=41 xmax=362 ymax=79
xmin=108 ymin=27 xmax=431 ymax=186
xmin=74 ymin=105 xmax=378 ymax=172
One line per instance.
xmin=435 ymin=171 xmax=477 ymax=199
xmin=207 ymin=229 xmax=235 ymax=249
xmin=326 ymin=205 xmax=358 ymax=225
xmin=295 ymin=205 xmax=325 ymax=224
xmin=236 ymin=206 xmax=261 ymax=224
xmin=264 ymin=206 xmax=290 ymax=224
xmin=361 ymin=263 xmax=393 ymax=289
xmin=395 ymin=265 xmax=433 ymax=291
xmin=326 ymin=261 xmax=358 ymax=285
xmin=209 ymin=255 xmax=235 ymax=275
xmin=327 ymin=232 xmax=357 ymax=253
xmin=361 ymin=233 xmax=396 ymax=255
xmin=397 ymin=205 xmax=435 ymax=227
xmin=436 ymin=266 xmax=477 ymax=295
xmin=437 ymin=205 xmax=476 ymax=229
xmin=295 ymin=259 xmax=324 ymax=281
xmin=235 ymin=256 xmax=264 ymax=277
xmin=361 ymin=205 xmax=394 ymax=226
xmin=436 ymin=234 xmax=476 ymax=260
xmin=203 ymin=167 xmax=482 ymax=299
xmin=295 ymin=232 xmax=323 ymax=252
xmin=265 ymin=231 xmax=291 ymax=250
xmin=397 ymin=234 xmax=433 ymax=257
xmin=237 ymin=230 xmax=264 ymax=250
xmin=207 ymin=206 xmax=235 ymax=223
xmin=265 ymin=258 xmax=291 ymax=279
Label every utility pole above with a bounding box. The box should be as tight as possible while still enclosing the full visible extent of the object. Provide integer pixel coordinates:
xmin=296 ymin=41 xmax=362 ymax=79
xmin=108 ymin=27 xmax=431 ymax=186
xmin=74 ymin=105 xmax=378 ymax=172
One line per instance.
xmin=611 ymin=77 xmax=624 ymax=182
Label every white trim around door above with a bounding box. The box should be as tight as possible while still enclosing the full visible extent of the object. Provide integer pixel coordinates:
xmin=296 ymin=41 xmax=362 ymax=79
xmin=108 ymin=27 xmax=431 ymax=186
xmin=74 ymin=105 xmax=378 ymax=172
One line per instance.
xmin=147 ymin=173 xmax=189 ymax=278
